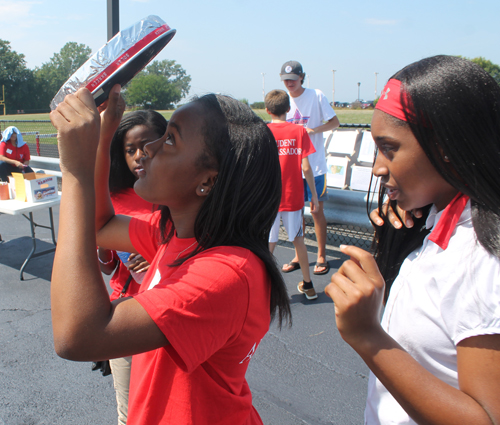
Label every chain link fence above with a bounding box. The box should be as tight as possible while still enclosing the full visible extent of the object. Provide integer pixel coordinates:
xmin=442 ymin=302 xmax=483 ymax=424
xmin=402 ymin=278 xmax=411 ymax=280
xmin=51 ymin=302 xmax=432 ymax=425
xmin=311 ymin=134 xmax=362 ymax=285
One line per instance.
xmin=277 ymin=216 xmax=374 ymax=253
xmin=309 ymin=218 xmax=374 ymax=249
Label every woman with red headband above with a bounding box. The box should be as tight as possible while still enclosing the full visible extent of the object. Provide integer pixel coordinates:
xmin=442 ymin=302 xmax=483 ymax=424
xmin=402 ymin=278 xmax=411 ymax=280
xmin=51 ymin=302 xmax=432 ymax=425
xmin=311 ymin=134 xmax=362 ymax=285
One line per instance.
xmin=326 ymin=55 xmax=500 ymax=424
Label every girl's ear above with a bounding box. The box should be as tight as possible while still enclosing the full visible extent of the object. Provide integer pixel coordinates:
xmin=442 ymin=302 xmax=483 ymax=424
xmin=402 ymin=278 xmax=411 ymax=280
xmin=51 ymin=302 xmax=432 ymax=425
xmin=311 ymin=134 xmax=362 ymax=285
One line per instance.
xmin=197 ymin=171 xmax=218 ymax=196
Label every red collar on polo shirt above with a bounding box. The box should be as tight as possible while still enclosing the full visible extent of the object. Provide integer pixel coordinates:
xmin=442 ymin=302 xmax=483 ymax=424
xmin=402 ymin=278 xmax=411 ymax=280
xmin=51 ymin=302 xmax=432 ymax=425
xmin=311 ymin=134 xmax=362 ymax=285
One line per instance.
xmin=429 ymin=192 xmax=469 ymax=250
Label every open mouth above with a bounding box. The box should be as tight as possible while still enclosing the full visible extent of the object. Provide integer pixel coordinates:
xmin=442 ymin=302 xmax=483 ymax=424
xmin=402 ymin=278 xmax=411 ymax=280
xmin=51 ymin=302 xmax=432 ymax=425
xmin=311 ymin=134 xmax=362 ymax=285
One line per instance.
xmin=135 ymin=165 xmax=145 ymax=177
xmin=386 ymin=188 xmax=399 ymax=200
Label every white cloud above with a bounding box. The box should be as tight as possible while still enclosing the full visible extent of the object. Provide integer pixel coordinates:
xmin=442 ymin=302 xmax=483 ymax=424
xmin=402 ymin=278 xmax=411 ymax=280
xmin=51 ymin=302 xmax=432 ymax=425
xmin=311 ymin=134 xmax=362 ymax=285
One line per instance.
xmin=0 ymin=0 xmax=40 ymax=22
xmin=365 ymin=18 xmax=397 ymax=26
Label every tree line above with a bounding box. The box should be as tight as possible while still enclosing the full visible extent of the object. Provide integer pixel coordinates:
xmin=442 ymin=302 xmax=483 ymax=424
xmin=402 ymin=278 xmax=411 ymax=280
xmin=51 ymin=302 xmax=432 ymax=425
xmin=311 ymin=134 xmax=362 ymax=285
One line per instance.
xmin=0 ymin=39 xmax=191 ymax=114
xmin=466 ymin=57 xmax=500 ymax=85
xmin=1 ymin=38 xmax=498 ymax=115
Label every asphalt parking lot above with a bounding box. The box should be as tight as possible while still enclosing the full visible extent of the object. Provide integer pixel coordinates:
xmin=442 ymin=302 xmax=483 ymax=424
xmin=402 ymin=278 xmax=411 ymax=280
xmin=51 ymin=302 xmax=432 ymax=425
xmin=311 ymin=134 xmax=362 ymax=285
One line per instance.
xmin=0 ymin=206 xmax=369 ymax=425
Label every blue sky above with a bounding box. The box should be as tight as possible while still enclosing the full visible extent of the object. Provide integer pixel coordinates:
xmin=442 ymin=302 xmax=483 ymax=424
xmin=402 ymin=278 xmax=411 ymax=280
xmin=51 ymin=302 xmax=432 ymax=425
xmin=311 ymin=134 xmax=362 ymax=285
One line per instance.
xmin=2 ymin=0 xmax=500 ymax=105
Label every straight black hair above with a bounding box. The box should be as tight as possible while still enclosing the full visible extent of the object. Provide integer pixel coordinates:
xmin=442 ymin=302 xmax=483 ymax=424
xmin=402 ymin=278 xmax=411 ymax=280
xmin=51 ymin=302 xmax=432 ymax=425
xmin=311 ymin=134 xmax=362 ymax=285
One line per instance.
xmin=159 ymin=94 xmax=292 ymax=328
xmin=109 ymin=110 xmax=167 ymax=194
xmin=370 ymin=55 xmax=500 ymax=298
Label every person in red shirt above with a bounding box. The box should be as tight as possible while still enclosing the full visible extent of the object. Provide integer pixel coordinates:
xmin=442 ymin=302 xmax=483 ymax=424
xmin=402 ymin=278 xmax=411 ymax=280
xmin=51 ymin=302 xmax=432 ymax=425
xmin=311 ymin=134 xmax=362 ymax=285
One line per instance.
xmin=50 ymin=85 xmax=291 ymax=425
xmin=265 ymin=89 xmax=320 ymax=300
xmin=96 ymin=110 xmax=166 ymax=425
xmin=0 ymin=126 xmax=33 ymax=181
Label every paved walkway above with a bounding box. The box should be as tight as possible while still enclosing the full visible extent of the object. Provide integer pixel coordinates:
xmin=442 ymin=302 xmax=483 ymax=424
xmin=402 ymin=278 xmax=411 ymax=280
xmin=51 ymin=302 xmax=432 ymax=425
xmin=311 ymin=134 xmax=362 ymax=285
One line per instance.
xmin=0 ymin=206 xmax=369 ymax=424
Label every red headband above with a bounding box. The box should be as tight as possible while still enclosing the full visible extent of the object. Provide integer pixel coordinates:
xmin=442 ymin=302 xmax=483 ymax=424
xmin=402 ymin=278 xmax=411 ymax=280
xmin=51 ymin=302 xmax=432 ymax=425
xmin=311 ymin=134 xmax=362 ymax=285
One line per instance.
xmin=375 ymin=79 xmax=413 ymax=122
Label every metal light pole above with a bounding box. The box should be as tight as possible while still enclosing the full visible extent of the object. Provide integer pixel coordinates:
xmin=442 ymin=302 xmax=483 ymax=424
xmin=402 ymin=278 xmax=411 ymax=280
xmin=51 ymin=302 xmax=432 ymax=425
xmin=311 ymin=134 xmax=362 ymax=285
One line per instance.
xmin=107 ymin=0 xmax=120 ymax=40
xmin=374 ymin=72 xmax=379 ymax=99
xmin=332 ymin=70 xmax=336 ymax=105
xmin=357 ymin=82 xmax=361 ymax=101
xmin=261 ymin=73 xmax=266 ymax=102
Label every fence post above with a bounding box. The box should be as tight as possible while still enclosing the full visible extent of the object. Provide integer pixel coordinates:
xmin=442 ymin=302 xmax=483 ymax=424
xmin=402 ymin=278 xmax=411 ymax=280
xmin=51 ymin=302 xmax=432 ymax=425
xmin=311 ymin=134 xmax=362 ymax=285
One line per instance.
xmin=36 ymin=132 xmax=40 ymax=156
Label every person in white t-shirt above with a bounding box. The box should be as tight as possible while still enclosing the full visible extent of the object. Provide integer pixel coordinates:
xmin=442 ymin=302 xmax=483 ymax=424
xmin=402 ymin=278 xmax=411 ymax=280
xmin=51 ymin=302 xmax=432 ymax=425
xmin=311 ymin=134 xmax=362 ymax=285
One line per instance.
xmin=326 ymin=55 xmax=500 ymax=424
xmin=280 ymin=61 xmax=340 ymax=276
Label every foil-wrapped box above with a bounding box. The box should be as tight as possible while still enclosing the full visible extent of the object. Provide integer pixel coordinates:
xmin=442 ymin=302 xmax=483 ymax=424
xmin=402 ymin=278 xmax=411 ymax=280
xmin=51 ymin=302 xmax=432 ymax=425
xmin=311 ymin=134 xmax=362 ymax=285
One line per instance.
xmin=51 ymin=15 xmax=176 ymax=109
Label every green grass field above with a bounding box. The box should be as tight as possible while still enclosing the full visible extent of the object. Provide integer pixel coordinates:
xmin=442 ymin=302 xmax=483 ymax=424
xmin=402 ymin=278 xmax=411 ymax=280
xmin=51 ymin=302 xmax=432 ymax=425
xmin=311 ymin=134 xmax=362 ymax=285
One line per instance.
xmin=1 ymin=108 xmax=374 ymax=124
xmin=0 ymin=118 xmax=58 ymax=147
xmin=0 ymin=109 xmax=373 ymax=149
xmin=0 ymin=111 xmax=176 ymax=122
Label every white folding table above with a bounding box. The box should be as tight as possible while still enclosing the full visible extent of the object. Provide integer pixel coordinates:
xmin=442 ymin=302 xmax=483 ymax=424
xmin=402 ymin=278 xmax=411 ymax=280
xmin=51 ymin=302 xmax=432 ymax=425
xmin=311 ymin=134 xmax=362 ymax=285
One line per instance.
xmin=0 ymin=194 xmax=61 ymax=280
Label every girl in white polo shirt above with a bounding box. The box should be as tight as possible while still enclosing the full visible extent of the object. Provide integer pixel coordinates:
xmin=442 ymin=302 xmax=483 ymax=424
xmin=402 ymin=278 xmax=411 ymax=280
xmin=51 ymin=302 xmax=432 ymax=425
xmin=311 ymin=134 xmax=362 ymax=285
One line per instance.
xmin=326 ymin=55 xmax=500 ymax=424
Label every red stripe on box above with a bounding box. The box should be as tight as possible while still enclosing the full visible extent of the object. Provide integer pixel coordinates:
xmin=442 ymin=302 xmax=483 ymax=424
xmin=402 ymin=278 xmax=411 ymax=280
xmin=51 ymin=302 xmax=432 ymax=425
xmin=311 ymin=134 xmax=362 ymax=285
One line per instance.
xmin=86 ymin=23 xmax=170 ymax=92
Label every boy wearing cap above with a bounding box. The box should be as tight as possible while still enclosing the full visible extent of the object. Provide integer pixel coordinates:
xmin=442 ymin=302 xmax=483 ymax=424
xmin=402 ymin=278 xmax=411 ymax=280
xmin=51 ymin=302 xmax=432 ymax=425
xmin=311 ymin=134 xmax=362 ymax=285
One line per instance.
xmin=280 ymin=60 xmax=339 ymax=276
xmin=265 ymin=89 xmax=319 ymax=300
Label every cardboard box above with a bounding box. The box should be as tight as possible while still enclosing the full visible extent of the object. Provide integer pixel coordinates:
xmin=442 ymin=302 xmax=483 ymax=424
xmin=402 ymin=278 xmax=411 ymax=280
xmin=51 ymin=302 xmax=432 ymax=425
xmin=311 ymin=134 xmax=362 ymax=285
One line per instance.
xmin=11 ymin=172 xmax=58 ymax=203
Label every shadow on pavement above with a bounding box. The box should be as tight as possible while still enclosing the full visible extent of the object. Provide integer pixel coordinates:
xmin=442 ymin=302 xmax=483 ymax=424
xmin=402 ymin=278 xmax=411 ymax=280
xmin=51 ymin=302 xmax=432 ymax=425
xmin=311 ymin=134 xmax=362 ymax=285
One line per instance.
xmin=0 ymin=207 xmax=369 ymax=425
xmin=0 ymin=236 xmax=54 ymax=281
xmin=290 ymin=290 xmax=333 ymax=305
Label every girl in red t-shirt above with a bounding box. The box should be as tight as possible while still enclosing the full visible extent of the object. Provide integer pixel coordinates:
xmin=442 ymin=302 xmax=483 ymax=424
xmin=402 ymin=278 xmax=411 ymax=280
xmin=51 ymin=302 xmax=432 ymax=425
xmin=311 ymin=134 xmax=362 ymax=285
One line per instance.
xmin=0 ymin=126 xmax=33 ymax=181
xmin=50 ymin=85 xmax=291 ymax=425
xmin=96 ymin=110 xmax=166 ymax=425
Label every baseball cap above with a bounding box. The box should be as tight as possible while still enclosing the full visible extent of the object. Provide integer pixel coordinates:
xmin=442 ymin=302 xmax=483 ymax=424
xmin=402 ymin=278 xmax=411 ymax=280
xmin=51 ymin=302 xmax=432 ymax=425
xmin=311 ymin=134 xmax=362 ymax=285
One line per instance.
xmin=280 ymin=61 xmax=303 ymax=81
